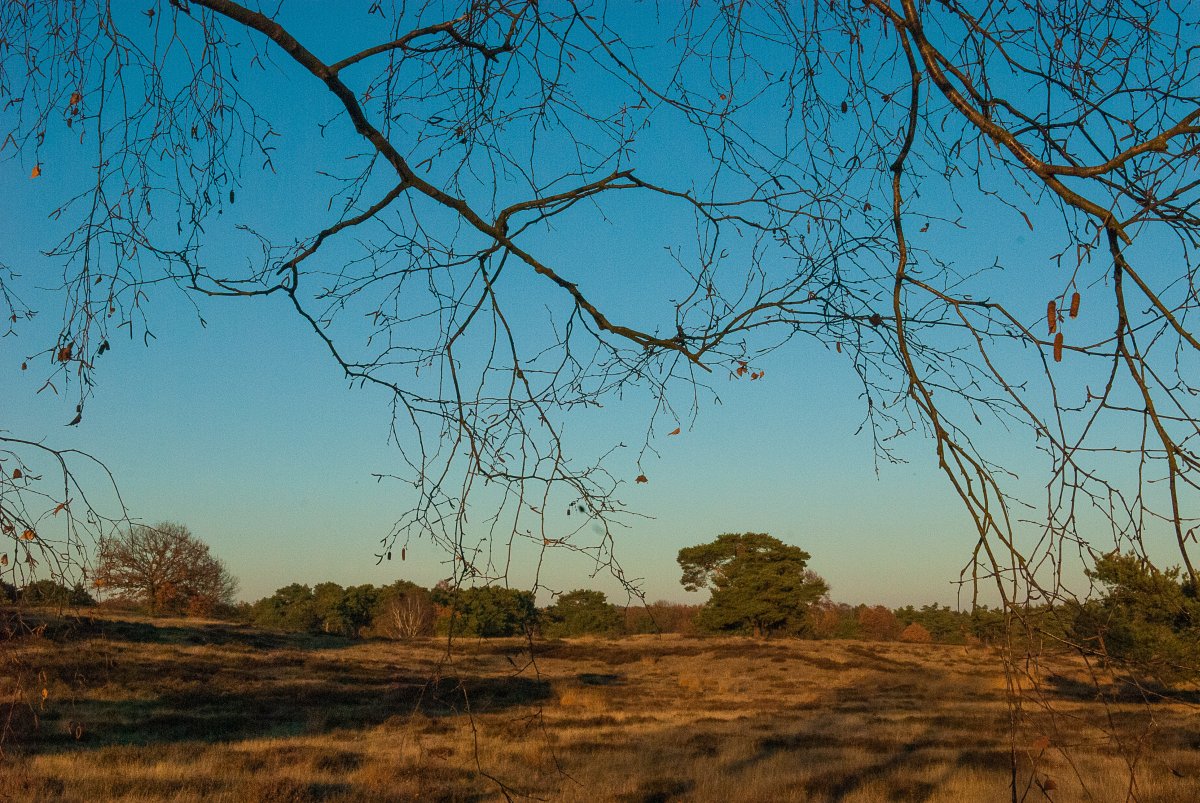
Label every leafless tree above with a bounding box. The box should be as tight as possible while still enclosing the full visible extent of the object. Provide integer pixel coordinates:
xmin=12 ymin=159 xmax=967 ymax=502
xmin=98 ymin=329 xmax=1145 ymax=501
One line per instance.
xmin=3 ymin=0 xmax=1200 ymax=794
xmin=0 ymin=433 xmax=124 ymax=594
xmin=95 ymin=522 xmax=237 ymax=615
xmin=381 ymin=589 xmax=436 ymax=640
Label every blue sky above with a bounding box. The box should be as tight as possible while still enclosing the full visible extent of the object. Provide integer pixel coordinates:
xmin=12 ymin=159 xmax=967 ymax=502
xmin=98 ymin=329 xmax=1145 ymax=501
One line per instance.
xmin=2 ymin=2 xmax=1168 ymax=608
xmin=4 ymin=278 xmax=978 ymax=605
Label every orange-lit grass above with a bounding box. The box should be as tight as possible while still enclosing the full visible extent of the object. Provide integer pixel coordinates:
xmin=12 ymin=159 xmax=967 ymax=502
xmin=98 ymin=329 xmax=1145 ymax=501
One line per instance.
xmin=2 ymin=611 xmax=1199 ymax=801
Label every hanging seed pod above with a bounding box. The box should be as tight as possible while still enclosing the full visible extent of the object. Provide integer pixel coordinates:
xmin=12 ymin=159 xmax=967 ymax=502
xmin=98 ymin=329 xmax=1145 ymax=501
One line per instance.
xmin=1053 ymin=332 xmax=1064 ymax=362
xmin=1069 ymin=292 xmax=1081 ymax=318
xmin=1047 ymin=300 xmax=1057 ymax=335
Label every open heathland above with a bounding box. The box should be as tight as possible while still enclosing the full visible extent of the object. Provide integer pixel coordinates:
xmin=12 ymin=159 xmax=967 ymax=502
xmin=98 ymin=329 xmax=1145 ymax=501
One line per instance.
xmin=2 ymin=611 xmax=1199 ymax=802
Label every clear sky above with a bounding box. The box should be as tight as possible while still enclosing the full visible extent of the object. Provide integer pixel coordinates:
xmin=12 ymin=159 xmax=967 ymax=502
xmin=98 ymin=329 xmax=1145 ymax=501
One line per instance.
xmin=4 ymin=276 xmax=985 ymax=606
xmin=1 ymin=3 xmax=1161 ymax=608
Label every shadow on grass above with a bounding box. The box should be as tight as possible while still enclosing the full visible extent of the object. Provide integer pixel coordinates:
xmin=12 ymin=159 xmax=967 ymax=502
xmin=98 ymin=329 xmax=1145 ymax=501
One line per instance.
xmin=28 ymin=670 xmax=552 ymax=754
xmin=721 ymin=679 xmax=994 ymax=803
xmin=616 ymin=777 xmax=695 ymax=803
xmin=1044 ymin=672 xmax=1200 ymax=705
xmin=11 ymin=612 xmax=357 ymax=652
xmin=494 ymin=639 xmax=709 ymax=665
xmin=9 ymin=613 xmax=553 ymax=756
xmin=727 ymin=718 xmax=958 ymax=803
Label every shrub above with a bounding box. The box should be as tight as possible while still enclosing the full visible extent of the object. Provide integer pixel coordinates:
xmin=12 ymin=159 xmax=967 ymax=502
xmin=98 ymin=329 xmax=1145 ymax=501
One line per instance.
xmin=20 ymin=580 xmax=95 ymax=607
xmin=622 ymin=601 xmax=702 ymax=635
xmin=857 ymin=605 xmax=901 ymax=641
xmin=899 ymin=622 xmax=933 ymax=643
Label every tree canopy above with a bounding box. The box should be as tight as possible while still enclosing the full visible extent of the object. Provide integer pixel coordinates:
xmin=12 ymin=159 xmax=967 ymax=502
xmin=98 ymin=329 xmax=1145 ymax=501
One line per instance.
xmin=431 ymin=584 xmax=537 ymax=639
xmin=541 ymin=589 xmax=622 ymax=638
xmin=95 ymin=523 xmax=237 ymax=615
xmin=249 ymin=583 xmax=321 ymax=633
xmin=678 ymin=533 xmax=829 ymax=637
xmin=1072 ymin=552 xmax=1200 ymax=685
xmin=246 ymin=579 xmax=434 ymax=638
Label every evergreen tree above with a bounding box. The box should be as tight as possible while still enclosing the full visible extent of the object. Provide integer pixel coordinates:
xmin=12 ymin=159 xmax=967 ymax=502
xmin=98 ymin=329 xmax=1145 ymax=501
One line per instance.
xmin=431 ymin=584 xmax=537 ymax=638
xmin=250 ymin=583 xmax=319 ymax=632
xmin=542 ymin=590 xmax=622 ymax=638
xmin=678 ymin=533 xmax=828 ymax=637
xmin=1073 ymin=552 xmax=1200 ymax=685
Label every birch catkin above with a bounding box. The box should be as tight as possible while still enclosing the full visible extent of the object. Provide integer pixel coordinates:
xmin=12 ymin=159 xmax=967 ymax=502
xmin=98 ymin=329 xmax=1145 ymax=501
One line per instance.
xmin=1047 ymin=300 xmax=1057 ymax=335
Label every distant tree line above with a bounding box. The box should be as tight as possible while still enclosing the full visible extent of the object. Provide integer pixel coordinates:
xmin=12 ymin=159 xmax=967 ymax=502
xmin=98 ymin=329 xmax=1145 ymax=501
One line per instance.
xmin=242 ymin=580 xmax=436 ymax=639
xmin=236 ymin=579 xmax=705 ymax=641
xmin=12 ymin=525 xmax=1195 ymax=684
xmin=808 ymin=601 xmax=1008 ymax=645
xmin=228 ymin=576 xmax=1010 ymax=647
xmin=0 ymin=579 xmax=96 ymax=608
xmin=0 ymin=571 xmax=1005 ymax=645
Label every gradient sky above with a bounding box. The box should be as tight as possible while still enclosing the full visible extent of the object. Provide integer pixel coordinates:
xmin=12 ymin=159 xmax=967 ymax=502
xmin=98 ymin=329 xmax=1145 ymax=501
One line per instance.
xmin=4 ymin=275 xmax=986 ymax=606
xmin=2 ymin=3 xmax=1148 ymax=608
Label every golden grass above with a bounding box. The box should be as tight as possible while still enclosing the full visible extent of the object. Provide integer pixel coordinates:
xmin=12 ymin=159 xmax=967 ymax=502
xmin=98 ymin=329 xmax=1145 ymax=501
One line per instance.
xmin=2 ymin=611 xmax=1199 ymax=801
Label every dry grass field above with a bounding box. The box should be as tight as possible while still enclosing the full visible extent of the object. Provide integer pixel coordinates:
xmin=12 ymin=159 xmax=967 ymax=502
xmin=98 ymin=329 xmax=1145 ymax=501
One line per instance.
xmin=3 ymin=612 xmax=1199 ymax=802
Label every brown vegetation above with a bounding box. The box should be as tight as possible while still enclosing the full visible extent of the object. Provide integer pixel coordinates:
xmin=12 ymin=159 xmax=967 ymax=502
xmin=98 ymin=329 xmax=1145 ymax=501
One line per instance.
xmin=899 ymin=623 xmax=933 ymax=644
xmin=95 ymin=523 xmax=237 ymax=616
xmin=2 ymin=612 xmax=1199 ymax=801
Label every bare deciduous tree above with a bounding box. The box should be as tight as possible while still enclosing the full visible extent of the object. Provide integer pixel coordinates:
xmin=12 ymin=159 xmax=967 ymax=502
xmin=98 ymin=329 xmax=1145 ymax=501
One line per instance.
xmin=95 ymin=522 xmax=237 ymax=615
xmin=0 ymin=434 xmax=124 ymax=593
xmin=381 ymin=590 xmax=435 ymax=641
